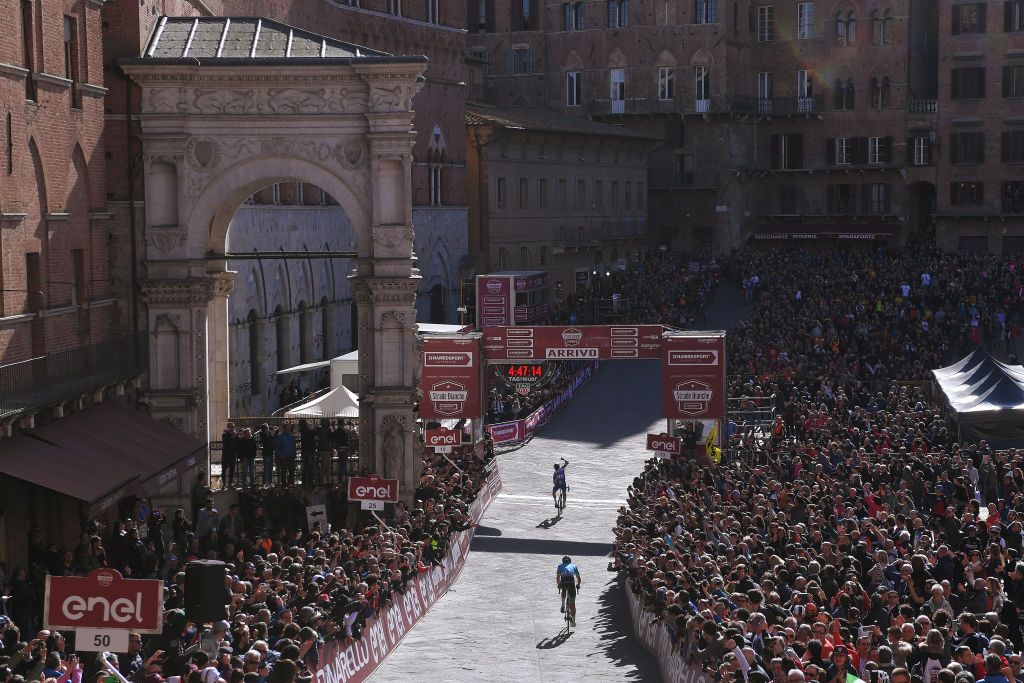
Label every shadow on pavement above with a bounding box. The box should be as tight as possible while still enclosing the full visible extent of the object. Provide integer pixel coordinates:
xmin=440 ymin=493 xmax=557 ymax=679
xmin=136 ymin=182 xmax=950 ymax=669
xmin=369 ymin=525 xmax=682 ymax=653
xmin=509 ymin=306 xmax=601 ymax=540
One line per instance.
xmin=469 ymin=536 xmax=612 ymax=556
xmin=536 ymin=516 xmax=562 ymax=529
xmin=585 ymin=575 xmax=663 ymax=680
xmin=473 ymin=525 xmax=502 ymax=536
xmin=536 ymin=630 xmax=574 ymax=649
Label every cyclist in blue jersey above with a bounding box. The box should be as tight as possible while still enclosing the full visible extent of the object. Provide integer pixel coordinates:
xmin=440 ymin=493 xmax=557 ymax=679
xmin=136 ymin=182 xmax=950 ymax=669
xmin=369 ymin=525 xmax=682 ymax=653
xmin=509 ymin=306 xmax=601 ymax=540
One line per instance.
xmin=556 ymin=555 xmax=582 ymax=623
xmin=552 ymin=457 xmax=569 ymax=509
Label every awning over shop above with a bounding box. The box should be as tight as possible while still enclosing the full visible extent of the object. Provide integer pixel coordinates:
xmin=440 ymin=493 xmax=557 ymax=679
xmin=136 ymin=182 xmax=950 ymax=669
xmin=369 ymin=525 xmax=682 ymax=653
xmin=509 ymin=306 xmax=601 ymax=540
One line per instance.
xmin=0 ymin=402 xmax=205 ymax=509
xmin=752 ymin=223 xmax=899 ymax=241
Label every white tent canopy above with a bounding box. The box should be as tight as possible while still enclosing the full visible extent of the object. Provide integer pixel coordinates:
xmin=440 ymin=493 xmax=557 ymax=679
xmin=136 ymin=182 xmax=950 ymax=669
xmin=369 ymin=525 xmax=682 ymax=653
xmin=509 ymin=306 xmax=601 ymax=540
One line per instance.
xmin=931 ymin=349 xmax=1024 ymax=446
xmin=283 ymin=385 xmax=360 ymax=418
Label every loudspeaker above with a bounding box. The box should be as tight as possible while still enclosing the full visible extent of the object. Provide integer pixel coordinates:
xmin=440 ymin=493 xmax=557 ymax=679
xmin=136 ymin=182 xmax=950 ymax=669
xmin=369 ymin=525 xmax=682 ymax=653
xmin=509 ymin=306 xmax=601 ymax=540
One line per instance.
xmin=185 ymin=560 xmax=227 ymax=624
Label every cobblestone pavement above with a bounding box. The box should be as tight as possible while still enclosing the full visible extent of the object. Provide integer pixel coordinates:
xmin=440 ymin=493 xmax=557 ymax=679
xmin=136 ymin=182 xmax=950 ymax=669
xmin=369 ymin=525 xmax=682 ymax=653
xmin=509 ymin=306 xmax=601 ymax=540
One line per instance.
xmin=372 ymin=359 xmax=665 ymax=682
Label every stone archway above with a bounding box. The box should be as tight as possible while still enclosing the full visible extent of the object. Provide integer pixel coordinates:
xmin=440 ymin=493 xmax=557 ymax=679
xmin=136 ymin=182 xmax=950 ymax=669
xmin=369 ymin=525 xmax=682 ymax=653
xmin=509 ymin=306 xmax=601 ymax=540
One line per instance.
xmin=122 ymin=17 xmax=428 ymax=499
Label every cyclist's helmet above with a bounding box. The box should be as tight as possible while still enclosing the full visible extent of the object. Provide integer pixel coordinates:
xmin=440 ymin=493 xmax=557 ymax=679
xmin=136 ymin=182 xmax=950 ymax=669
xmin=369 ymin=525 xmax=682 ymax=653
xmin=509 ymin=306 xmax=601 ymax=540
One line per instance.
xmin=553 ymin=463 xmax=560 ymax=469
xmin=562 ymin=556 xmax=571 ymax=564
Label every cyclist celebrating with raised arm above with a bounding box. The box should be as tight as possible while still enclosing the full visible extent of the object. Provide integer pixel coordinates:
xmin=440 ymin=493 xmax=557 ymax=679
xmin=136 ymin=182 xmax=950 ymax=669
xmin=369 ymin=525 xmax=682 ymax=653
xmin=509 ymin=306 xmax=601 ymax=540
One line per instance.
xmin=552 ymin=457 xmax=569 ymax=510
xmin=556 ymin=555 xmax=582 ymax=624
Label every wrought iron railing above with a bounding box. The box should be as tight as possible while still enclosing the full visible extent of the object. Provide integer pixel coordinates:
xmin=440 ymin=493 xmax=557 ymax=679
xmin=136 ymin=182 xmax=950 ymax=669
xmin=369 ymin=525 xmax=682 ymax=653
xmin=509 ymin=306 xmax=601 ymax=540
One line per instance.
xmin=0 ymin=333 xmax=148 ymax=419
xmin=908 ymin=99 xmax=938 ymax=113
xmin=730 ymin=94 xmax=824 ymax=115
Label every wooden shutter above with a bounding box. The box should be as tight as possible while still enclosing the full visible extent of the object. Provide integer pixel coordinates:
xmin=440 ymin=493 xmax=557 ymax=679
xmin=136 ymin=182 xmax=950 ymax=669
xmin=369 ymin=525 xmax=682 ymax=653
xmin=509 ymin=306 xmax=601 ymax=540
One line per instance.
xmin=979 ymin=4 xmax=987 ymax=32
xmin=951 ymin=133 xmax=961 ymax=163
xmin=979 ymin=68 xmax=986 ymax=97
xmin=468 ymin=0 xmax=480 ymax=32
xmin=486 ymin=0 xmax=496 ymax=32
xmin=791 ymin=135 xmax=804 ymax=168
xmin=826 ymin=138 xmax=836 ymax=165
xmin=854 ymin=137 xmax=868 ymax=164
xmin=883 ymin=136 xmax=893 ymax=164
xmin=1005 ymin=65 xmax=1013 ymax=97
xmin=953 ymin=5 xmax=961 ymax=34
xmin=861 ymin=184 xmax=872 ymax=213
xmin=1007 ymin=0 xmax=1015 ymax=31
xmin=511 ymin=1 xmax=521 ymax=31
xmin=906 ymin=137 xmax=914 ymax=165
xmin=952 ymin=70 xmax=961 ymax=99
xmin=770 ymin=134 xmax=781 ymax=169
xmin=1004 ymin=131 xmax=1010 ymax=162
xmin=826 ymin=184 xmax=835 ymax=213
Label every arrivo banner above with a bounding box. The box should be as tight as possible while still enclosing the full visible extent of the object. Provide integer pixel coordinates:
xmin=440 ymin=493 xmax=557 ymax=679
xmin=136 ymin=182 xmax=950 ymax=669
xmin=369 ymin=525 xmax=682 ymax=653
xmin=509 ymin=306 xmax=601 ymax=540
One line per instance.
xmin=347 ymin=475 xmax=399 ymax=504
xmin=482 ymin=326 xmax=663 ymax=361
xmin=45 ymin=569 xmax=164 ymax=633
xmin=424 ymin=428 xmax=463 ymax=448
xmin=661 ymin=333 xmax=726 ymax=420
xmin=313 ymin=465 xmax=502 ymax=683
xmin=418 ymin=336 xmax=482 ymax=419
xmin=646 ymin=433 xmax=682 ymax=454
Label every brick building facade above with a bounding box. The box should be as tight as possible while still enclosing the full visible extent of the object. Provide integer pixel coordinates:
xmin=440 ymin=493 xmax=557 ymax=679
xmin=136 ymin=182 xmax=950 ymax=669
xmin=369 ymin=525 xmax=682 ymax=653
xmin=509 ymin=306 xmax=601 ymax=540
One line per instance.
xmin=468 ymin=0 xmax=1024 ymax=254
xmin=466 ymin=104 xmax=653 ymax=306
xmin=1 ymin=0 xmax=113 ymax=367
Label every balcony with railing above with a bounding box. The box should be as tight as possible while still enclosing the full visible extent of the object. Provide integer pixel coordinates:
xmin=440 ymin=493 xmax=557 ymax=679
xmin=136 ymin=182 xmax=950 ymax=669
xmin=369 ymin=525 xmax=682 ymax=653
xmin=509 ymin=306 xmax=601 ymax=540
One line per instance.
xmin=586 ymin=96 xmax=725 ymax=117
xmin=0 ymin=333 xmax=148 ymax=419
xmin=908 ymin=99 xmax=939 ymax=113
xmin=730 ymin=94 xmax=824 ymax=116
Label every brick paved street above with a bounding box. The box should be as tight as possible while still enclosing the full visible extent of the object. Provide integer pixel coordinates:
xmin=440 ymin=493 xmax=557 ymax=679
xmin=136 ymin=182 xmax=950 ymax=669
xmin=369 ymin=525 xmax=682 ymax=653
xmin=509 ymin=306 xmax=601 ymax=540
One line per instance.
xmin=372 ymin=359 xmax=664 ymax=682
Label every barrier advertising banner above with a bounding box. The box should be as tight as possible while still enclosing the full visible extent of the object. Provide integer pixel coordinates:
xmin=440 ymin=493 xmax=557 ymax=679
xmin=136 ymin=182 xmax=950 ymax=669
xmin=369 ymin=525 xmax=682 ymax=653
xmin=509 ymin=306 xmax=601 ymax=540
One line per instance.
xmin=313 ymin=465 xmax=502 ymax=683
xmin=646 ymin=433 xmax=682 ymax=455
xmin=482 ymin=325 xmax=663 ymax=361
xmin=661 ymin=333 xmax=726 ymax=420
xmin=419 ymin=336 xmax=481 ymax=419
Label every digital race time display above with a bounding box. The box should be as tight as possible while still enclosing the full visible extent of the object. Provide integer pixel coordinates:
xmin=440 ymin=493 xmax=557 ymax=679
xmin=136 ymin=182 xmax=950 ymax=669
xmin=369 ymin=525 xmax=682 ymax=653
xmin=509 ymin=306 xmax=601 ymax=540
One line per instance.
xmin=504 ymin=364 xmax=545 ymax=382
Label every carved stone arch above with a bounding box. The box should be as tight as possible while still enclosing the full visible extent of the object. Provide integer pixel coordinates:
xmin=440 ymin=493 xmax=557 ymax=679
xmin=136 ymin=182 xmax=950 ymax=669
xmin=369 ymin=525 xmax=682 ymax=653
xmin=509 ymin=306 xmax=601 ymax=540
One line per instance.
xmin=27 ymin=138 xmax=48 ymax=215
xmin=654 ymin=49 xmax=677 ymax=67
xmin=690 ymin=47 xmax=715 ymax=66
xmin=607 ymin=47 xmax=628 ymax=68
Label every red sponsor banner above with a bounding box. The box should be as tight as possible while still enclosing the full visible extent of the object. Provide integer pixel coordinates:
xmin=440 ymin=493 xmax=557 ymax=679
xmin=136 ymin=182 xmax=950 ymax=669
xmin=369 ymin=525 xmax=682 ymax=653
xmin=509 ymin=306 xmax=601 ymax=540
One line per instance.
xmin=476 ymin=276 xmax=512 ymax=327
xmin=646 ymin=433 xmax=682 ymax=454
xmin=347 ymin=475 xmax=399 ymax=504
xmin=313 ymin=467 xmax=502 ymax=683
xmin=662 ymin=333 xmax=726 ymax=420
xmin=419 ymin=336 xmax=482 ymax=419
xmin=424 ymin=428 xmax=463 ymax=448
xmin=45 ymin=569 xmax=164 ymax=633
xmin=482 ymin=325 xmax=663 ymax=361
xmin=487 ymin=420 xmax=524 ymax=444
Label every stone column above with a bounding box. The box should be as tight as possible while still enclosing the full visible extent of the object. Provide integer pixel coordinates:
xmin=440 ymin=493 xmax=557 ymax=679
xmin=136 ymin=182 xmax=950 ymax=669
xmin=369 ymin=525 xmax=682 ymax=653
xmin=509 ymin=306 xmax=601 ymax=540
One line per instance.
xmin=353 ymin=70 xmax=424 ymax=504
xmin=207 ymin=272 xmax=235 ymax=440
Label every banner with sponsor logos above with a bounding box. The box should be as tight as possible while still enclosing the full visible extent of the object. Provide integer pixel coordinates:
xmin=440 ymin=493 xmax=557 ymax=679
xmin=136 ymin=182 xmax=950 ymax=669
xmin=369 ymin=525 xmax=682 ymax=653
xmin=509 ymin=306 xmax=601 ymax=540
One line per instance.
xmin=312 ymin=464 xmax=502 ymax=683
xmin=626 ymin=582 xmax=709 ymax=683
xmin=482 ymin=326 xmax=663 ymax=361
xmin=419 ymin=335 xmax=482 ymax=420
xmin=661 ymin=333 xmax=726 ymax=420
xmin=485 ymin=362 xmax=598 ymax=446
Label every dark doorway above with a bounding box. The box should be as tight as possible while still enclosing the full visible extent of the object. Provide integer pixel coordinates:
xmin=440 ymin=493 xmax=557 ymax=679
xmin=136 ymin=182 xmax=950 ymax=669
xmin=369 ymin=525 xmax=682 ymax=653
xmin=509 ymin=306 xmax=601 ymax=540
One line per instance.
xmin=430 ymin=284 xmax=445 ymax=323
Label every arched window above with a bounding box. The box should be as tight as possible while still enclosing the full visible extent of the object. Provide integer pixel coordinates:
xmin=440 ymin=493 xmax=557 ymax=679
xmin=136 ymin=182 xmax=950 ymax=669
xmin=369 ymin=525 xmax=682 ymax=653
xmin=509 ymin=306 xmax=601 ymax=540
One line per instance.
xmin=320 ymin=296 xmax=332 ymax=361
xmin=883 ymin=9 xmax=892 ymax=44
xmin=872 ymin=76 xmax=891 ymax=109
xmin=497 ymin=247 xmax=510 ymax=268
xmin=834 ymin=79 xmax=845 ymax=109
xmin=872 ymin=10 xmax=882 ymax=44
xmin=847 ymin=12 xmax=857 ymax=44
xmin=835 ymin=12 xmax=847 ymax=45
xmin=540 ymin=246 xmax=549 ymax=266
xmin=275 ymin=305 xmax=288 ymax=371
xmin=298 ymin=301 xmax=313 ymax=364
xmin=248 ymin=310 xmax=261 ymax=393
xmin=519 ymin=246 xmax=531 ymax=267
xmin=846 ymin=78 xmax=856 ymax=109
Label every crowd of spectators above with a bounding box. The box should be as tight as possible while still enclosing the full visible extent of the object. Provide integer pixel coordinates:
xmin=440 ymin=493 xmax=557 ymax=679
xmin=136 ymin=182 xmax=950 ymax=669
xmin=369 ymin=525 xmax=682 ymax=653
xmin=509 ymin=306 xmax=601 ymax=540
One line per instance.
xmin=0 ymin=432 xmax=493 ymax=683
xmin=617 ymin=244 xmax=1024 ymax=683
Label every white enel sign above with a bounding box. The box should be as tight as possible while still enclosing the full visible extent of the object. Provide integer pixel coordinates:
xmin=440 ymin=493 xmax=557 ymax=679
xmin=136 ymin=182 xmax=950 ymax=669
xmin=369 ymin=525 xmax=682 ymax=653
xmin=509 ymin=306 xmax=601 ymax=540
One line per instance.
xmin=77 ymin=627 xmax=129 ymax=653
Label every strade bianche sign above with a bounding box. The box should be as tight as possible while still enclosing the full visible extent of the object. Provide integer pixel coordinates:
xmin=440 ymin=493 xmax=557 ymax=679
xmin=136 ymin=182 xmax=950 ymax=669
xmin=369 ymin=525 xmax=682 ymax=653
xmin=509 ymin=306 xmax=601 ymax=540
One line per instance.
xmin=419 ymin=336 xmax=482 ymax=419
xmin=481 ymin=325 xmax=663 ymax=361
xmin=45 ymin=569 xmax=164 ymax=633
xmin=661 ymin=333 xmax=726 ymax=420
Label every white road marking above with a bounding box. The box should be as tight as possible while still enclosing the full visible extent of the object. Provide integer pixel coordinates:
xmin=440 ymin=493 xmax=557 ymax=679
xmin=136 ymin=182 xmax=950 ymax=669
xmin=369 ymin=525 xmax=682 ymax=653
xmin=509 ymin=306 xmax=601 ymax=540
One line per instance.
xmin=499 ymin=493 xmax=626 ymax=505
